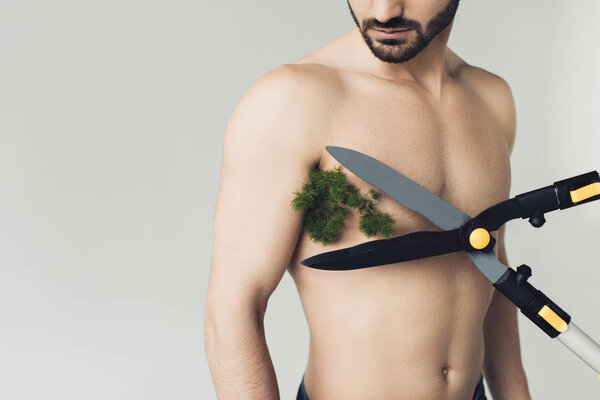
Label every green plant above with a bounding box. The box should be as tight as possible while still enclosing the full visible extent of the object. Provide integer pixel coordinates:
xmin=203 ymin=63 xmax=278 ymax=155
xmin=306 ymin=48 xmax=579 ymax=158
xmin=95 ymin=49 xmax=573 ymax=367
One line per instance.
xmin=290 ymin=164 xmax=395 ymax=245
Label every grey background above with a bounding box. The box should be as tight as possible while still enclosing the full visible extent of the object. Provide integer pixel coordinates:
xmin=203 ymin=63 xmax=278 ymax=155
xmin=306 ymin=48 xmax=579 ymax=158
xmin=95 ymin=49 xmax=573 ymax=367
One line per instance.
xmin=1 ymin=0 xmax=598 ymax=399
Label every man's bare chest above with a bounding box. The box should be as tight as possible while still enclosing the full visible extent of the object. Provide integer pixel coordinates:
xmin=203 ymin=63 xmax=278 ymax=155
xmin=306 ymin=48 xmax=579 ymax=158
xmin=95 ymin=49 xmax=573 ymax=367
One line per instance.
xmin=316 ymin=84 xmax=512 ymax=239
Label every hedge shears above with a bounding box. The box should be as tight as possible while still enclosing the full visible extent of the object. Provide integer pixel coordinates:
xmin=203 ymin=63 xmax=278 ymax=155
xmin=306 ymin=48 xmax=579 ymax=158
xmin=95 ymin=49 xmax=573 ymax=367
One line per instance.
xmin=301 ymin=146 xmax=600 ymax=380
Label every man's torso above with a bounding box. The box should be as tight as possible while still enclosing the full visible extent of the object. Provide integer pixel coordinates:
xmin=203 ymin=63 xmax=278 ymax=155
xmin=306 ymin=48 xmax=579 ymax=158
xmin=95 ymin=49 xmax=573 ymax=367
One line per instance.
xmin=285 ymin=28 xmax=512 ymax=400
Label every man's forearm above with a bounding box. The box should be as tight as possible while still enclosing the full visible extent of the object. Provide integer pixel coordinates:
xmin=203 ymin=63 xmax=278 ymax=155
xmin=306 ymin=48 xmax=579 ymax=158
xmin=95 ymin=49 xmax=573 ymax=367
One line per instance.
xmin=204 ymin=307 xmax=280 ymax=400
xmin=483 ymin=287 xmax=531 ymax=400
xmin=483 ymin=226 xmax=531 ymax=400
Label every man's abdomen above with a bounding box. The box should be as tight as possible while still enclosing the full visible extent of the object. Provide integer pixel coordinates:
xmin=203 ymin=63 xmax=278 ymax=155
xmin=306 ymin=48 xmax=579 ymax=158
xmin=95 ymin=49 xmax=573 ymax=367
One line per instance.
xmin=290 ymin=249 xmax=494 ymax=400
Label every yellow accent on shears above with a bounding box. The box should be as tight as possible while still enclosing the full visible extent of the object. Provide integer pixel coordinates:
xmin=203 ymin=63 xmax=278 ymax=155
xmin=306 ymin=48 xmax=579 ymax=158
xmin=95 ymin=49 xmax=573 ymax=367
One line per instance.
xmin=469 ymin=228 xmax=490 ymax=250
xmin=538 ymin=305 xmax=568 ymax=332
xmin=570 ymin=182 xmax=600 ymax=203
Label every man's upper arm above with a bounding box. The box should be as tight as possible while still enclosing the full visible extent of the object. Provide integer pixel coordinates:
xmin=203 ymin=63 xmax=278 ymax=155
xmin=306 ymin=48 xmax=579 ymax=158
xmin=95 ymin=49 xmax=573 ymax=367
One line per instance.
xmin=466 ymin=66 xmax=517 ymax=155
xmin=492 ymin=76 xmax=517 ymax=156
xmin=208 ymin=65 xmax=325 ymax=319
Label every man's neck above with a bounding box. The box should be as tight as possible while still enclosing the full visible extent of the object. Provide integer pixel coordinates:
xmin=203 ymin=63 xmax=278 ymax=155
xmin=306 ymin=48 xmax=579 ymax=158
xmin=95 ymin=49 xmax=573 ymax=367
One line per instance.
xmin=350 ymin=21 xmax=454 ymax=99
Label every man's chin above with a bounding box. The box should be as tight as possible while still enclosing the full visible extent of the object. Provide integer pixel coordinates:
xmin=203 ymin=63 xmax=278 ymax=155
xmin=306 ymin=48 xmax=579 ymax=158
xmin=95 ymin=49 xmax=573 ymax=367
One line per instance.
xmin=374 ymin=55 xmax=410 ymax=64
xmin=369 ymin=46 xmax=415 ymax=64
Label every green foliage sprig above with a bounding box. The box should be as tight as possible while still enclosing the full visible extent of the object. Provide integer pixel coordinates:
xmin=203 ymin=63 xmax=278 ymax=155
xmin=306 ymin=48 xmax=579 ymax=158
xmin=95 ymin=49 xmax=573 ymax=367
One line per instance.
xmin=290 ymin=164 xmax=395 ymax=245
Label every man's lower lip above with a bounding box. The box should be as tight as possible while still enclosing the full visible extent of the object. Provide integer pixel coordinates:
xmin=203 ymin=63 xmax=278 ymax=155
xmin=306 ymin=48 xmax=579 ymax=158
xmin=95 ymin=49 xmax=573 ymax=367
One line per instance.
xmin=371 ymin=28 xmax=411 ymax=38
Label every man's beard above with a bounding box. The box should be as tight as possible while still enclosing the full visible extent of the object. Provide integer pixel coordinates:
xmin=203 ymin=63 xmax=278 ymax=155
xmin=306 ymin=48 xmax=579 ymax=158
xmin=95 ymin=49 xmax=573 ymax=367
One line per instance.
xmin=347 ymin=0 xmax=460 ymax=64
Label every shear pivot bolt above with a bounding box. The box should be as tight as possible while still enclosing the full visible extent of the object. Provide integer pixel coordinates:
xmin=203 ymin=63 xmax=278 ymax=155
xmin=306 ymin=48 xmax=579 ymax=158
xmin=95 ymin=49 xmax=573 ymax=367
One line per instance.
xmin=469 ymin=228 xmax=490 ymax=250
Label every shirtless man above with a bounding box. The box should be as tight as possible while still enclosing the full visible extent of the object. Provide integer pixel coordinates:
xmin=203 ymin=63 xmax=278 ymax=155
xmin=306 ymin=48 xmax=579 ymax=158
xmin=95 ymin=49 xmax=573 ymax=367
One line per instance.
xmin=205 ymin=1 xmax=531 ymax=399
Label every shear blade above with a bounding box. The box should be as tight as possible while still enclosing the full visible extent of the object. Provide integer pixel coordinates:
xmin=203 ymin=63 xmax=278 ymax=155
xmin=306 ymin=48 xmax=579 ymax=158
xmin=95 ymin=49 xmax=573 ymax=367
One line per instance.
xmin=324 ymin=146 xmax=508 ymax=283
xmin=301 ymin=229 xmax=463 ymax=270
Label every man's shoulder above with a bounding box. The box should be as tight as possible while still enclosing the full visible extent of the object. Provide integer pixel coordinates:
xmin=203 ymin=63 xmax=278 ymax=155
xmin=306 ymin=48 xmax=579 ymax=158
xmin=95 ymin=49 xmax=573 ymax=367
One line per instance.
xmin=460 ymin=63 xmax=513 ymax=100
xmin=459 ymin=63 xmax=517 ymax=154
xmin=252 ymin=62 xmax=343 ymax=100
xmin=223 ymin=63 xmax=337 ymax=167
xmin=238 ymin=63 xmax=342 ymax=125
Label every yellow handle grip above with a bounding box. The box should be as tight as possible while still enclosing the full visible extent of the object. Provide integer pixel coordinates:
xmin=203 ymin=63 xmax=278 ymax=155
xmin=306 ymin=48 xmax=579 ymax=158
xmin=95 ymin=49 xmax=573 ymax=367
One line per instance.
xmin=570 ymin=182 xmax=600 ymax=203
xmin=538 ymin=305 xmax=568 ymax=332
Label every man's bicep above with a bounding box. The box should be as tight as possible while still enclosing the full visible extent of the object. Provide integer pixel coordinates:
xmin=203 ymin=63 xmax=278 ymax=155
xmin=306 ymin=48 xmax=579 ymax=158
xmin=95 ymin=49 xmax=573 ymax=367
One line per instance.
xmin=209 ymin=65 xmax=322 ymax=317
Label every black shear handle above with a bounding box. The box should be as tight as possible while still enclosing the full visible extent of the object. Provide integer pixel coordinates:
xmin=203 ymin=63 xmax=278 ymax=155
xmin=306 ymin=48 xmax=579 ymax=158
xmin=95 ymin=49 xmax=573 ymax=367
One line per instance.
xmin=515 ymin=170 xmax=600 ymax=227
xmin=494 ymin=264 xmax=600 ymax=379
xmin=494 ymin=264 xmax=571 ymax=338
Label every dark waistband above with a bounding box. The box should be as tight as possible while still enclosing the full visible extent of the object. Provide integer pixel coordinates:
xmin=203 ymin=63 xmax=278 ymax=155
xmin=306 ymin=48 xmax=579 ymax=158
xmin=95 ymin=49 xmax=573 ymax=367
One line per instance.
xmin=296 ymin=372 xmax=486 ymax=400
